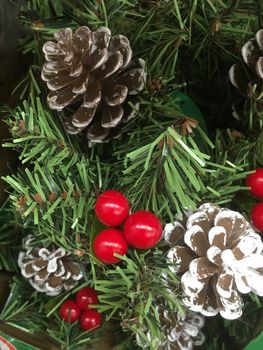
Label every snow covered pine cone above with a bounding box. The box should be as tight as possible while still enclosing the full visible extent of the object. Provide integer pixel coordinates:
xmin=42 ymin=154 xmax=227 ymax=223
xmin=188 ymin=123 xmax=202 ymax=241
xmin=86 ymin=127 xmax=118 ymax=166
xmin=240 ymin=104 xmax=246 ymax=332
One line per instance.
xmin=229 ymin=29 xmax=263 ymax=118
xmin=42 ymin=26 xmax=146 ymax=143
xmin=136 ymin=307 xmax=205 ymax=350
xmin=18 ymin=245 xmax=83 ymax=296
xmin=164 ymin=203 xmax=263 ymax=320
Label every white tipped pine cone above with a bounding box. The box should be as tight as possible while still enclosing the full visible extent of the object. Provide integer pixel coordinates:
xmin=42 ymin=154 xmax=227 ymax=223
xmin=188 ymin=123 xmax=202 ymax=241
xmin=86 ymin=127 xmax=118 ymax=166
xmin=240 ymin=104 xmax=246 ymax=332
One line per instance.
xmin=229 ymin=29 xmax=263 ymax=90
xmin=18 ymin=242 xmax=83 ymax=296
xmin=42 ymin=26 xmax=146 ymax=143
xmin=164 ymin=203 xmax=263 ymax=320
xmin=229 ymin=29 xmax=263 ymax=118
xmin=136 ymin=307 xmax=205 ymax=350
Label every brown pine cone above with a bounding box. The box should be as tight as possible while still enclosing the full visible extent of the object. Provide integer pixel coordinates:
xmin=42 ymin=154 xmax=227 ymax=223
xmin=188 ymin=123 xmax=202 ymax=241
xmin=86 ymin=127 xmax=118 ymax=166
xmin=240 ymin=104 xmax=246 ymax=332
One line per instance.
xmin=42 ymin=26 xmax=146 ymax=143
xmin=164 ymin=203 xmax=263 ymax=320
xmin=18 ymin=242 xmax=83 ymax=296
xmin=136 ymin=307 xmax=205 ymax=350
xmin=229 ymin=29 xmax=263 ymax=119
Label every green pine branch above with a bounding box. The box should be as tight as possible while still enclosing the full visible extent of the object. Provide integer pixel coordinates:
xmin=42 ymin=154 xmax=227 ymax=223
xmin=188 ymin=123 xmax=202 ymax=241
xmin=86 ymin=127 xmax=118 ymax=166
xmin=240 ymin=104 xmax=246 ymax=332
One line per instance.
xmin=2 ymin=156 xmax=108 ymax=252
xmin=93 ymin=249 xmax=182 ymax=350
xmin=114 ymin=125 xmax=249 ymax=220
xmin=18 ymin=0 xmax=262 ymax=81
xmin=0 ymin=278 xmax=48 ymax=332
xmin=0 ymin=203 xmax=23 ymax=272
xmin=3 ymin=96 xmax=80 ymax=165
xmin=1 ymin=1 xmax=263 ymax=350
xmin=0 ymin=278 xmax=100 ymax=350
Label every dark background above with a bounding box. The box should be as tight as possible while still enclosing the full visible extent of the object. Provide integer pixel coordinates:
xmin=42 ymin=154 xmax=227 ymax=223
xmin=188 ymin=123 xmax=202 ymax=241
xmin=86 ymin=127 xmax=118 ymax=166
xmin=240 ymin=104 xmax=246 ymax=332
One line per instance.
xmin=0 ymin=0 xmax=28 ymax=204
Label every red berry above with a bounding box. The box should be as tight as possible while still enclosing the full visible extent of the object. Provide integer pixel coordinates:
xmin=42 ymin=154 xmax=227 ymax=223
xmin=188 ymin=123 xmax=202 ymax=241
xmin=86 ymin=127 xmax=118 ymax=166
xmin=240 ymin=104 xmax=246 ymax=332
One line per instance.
xmin=59 ymin=300 xmax=81 ymax=323
xmin=251 ymin=202 xmax=263 ymax=233
xmin=95 ymin=190 xmax=130 ymax=227
xmin=80 ymin=309 xmax=102 ymax=331
xmin=246 ymin=169 xmax=263 ymax=198
xmin=124 ymin=211 xmax=162 ymax=249
xmin=93 ymin=228 xmax=128 ymax=264
xmin=76 ymin=287 xmax=99 ymax=310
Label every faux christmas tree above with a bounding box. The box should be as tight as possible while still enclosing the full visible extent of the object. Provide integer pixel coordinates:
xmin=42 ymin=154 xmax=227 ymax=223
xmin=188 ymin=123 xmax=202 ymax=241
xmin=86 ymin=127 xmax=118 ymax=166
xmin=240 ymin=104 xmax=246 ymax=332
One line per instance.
xmin=1 ymin=1 xmax=263 ymax=350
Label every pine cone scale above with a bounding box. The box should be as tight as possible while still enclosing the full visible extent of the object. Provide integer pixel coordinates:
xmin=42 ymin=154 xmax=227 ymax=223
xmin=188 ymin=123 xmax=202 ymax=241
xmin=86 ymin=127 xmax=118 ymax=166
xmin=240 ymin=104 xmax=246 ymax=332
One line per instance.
xmin=116 ymin=68 xmax=145 ymax=93
xmin=34 ymin=259 xmax=48 ymax=270
xmin=48 ymin=86 xmax=78 ymax=110
xmin=184 ymin=226 xmax=209 ymax=257
xmin=43 ymin=61 xmax=69 ymax=74
xmin=69 ymin=58 xmax=83 ymax=77
xmin=207 ymin=246 xmax=223 ymax=266
xmin=256 ymin=56 xmax=263 ymax=78
xmin=35 ymin=268 xmax=49 ymax=281
xmin=256 ymin=29 xmax=263 ymax=51
xmin=87 ymin=122 xmax=110 ymax=141
xmin=54 ymin=261 xmax=65 ymax=276
xmin=72 ymin=74 xmax=88 ymax=94
xmin=110 ymin=35 xmax=132 ymax=68
xmin=48 ymin=275 xmax=63 ymax=289
xmin=74 ymin=26 xmax=92 ymax=52
xmin=72 ymin=106 xmax=95 ymax=127
xmin=103 ymin=84 xmax=128 ymax=106
xmin=167 ymin=246 xmax=196 ymax=273
xmin=47 ymin=75 xmax=74 ymax=92
xmin=83 ymin=83 xmax=101 ymax=108
xmin=95 ymin=51 xmax=123 ymax=79
xmin=208 ymin=227 xmax=226 ymax=250
xmin=43 ymin=41 xmax=65 ymax=61
xmin=241 ymin=39 xmax=261 ymax=70
xmin=89 ymin=48 xmax=108 ymax=71
xmin=215 ymin=210 xmax=247 ymax=235
xmin=92 ymin=27 xmax=111 ymax=50
xmin=65 ymin=260 xmax=82 ymax=277
xmin=189 ymin=257 xmax=219 ymax=280
xmin=216 ymin=270 xmax=235 ymax=298
xmin=24 ymin=262 xmax=37 ymax=277
xmin=102 ymin=105 xmax=124 ymax=128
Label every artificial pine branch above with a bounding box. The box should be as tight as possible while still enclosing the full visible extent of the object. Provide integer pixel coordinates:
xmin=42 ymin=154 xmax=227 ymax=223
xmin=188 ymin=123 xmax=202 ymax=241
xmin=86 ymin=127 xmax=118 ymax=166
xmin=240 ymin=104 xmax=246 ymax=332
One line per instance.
xmin=93 ymin=250 xmax=182 ymax=349
xmin=0 ymin=203 xmax=22 ymax=272
xmin=0 ymin=278 xmax=48 ymax=332
xmin=1 ymin=1 xmax=263 ymax=350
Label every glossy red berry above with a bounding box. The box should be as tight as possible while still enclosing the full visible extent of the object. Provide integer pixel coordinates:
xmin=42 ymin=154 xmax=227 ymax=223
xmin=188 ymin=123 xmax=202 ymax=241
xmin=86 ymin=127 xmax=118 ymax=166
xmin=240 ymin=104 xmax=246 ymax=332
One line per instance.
xmin=80 ymin=309 xmax=102 ymax=331
xmin=59 ymin=300 xmax=81 ymax=323
xmin=76 ymin=287 xmax=99 ymax=310
xmin=95 ymin=190 xmax=130 ymax=227
xmin=93 ymin=228 xmax=128 ymax=264
xmin=124 ymin=210 xmax=162 ymax=249
xmin=251 ymin=202 xmax=263 ymax=233
xmin=246 ymin=169 xmax=263 ymax=198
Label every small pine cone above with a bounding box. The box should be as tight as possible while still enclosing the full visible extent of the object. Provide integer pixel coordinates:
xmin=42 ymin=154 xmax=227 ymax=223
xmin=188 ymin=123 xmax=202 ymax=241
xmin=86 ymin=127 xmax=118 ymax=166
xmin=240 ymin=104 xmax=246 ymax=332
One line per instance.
xmin=164 ymin=203 xmax=263 ymax=320
xmin=136 ymin=307 xmax=205 ymax=350
xmin=18 ymin=243 xmax=83 ymax=296
xmin=42 ymin=26 xmax=146 ymax=143
xmin=229 ymin=30 xmax=263 ymax=119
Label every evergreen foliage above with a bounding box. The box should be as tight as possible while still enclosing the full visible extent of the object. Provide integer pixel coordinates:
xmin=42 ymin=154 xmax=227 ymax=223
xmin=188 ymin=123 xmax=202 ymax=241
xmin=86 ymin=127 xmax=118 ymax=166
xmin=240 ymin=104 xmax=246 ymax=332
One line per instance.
xmin=1 ymin=1 xmax=263 ymax=349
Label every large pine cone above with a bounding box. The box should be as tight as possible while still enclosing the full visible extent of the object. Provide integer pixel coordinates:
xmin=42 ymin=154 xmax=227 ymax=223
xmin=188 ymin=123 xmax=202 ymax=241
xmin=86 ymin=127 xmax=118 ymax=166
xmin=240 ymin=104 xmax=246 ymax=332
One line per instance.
xmin=229 ymin=29 xmax=263 ymax=119
xmin=136 ymin=307 xmax=205 ymax=350
xmin=18 ymin=244 xmax=83 ymax=296
xmin=164 ymin=203 xmax=263 ymax=320
xmin=42 ymin=26 xmax=146 ymax=143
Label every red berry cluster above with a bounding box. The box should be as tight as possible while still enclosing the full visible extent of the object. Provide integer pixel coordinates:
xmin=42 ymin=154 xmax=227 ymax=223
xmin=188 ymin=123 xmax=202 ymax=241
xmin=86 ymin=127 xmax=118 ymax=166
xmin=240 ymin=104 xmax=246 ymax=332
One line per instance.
xmin=59 ymin=287 xmax=102 ymax=331
xmin=246 ymin=169 xmax=263 ymax=233
xmin=93 ymin=190 xmax=162 ymax=264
